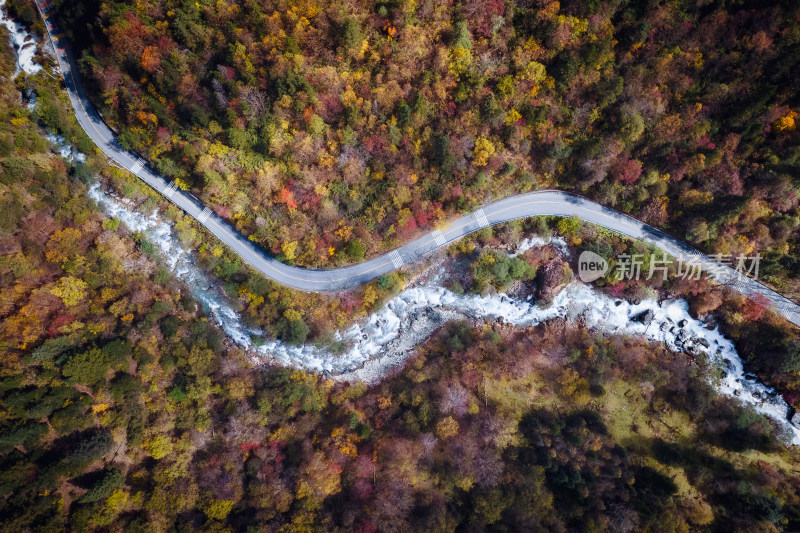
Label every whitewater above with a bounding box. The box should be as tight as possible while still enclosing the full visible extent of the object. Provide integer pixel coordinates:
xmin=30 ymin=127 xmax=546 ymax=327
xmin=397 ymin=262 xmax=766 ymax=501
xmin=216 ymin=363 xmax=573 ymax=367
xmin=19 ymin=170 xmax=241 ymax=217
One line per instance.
xmin=87 ymin=184 xmax=800 ymax=444
xmin=11 ymin=8 xmax=798 ymax=444
xmin=0 ymin=0 xmax=41 ymax=77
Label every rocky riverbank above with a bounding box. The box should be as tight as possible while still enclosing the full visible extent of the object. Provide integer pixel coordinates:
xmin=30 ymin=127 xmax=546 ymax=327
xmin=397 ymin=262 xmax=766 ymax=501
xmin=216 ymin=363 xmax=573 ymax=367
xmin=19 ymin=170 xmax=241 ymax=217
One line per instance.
xmin=0 ymin=0 xmax=41 ymax=76
xmin=15 ymin=2 xmax=798 ymax=444
xmin=82 ymin=182 xmax=800 ymax=444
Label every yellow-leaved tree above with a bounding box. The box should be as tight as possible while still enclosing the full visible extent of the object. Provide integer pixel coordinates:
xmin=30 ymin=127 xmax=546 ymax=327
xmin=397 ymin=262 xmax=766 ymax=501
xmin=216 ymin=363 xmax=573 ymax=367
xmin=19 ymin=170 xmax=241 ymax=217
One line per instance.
xmin=436 ymin=416 xmax=459 ymax=439
xmin=49 ymin=276 xmax=88 ymax=307
xmin=473 ymin=137 xmax=496 ymax=167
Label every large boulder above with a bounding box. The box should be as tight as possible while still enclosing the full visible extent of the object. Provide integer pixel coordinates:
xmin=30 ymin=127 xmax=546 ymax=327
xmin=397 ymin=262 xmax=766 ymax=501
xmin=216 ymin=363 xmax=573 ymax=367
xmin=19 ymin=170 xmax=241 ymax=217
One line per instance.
xmin=537 ymin=257 xmax=573 ymax=303
xmin=631 ymin=309 xmax=654 ymax=324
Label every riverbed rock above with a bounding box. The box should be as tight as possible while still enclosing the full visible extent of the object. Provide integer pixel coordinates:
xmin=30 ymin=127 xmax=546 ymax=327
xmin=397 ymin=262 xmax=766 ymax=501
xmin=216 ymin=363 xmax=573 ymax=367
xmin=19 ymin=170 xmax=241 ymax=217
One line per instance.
xmin=631 ymin=309 xmax=654 ymax=324
xmin=537 ymin=257 xmax=573 ymax=303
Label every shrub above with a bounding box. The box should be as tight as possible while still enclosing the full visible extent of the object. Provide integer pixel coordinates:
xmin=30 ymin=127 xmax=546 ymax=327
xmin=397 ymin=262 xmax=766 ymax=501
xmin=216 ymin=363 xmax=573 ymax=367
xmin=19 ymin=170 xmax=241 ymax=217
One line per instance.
xmin=471 ymin=250 xmax=536 ymax=291
xmin=347 ymin=240 xmax=366 ymax=262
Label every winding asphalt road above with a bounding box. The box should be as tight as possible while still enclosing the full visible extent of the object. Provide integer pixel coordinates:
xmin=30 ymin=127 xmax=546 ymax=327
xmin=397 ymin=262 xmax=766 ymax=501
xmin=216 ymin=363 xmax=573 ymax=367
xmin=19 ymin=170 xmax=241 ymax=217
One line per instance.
xmin=35 ymin=2 xmax=800 ymax=327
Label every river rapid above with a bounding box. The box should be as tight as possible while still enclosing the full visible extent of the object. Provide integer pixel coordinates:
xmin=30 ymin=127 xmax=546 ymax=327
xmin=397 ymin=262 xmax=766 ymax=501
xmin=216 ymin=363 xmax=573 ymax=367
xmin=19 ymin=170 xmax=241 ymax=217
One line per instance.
xmin=88 ymin=184 xmax=800 ymax=445
xmin=0 ymin=0 xmax=41 ymax=77
xmin=8 ymin=6 xmax=800 ymax=445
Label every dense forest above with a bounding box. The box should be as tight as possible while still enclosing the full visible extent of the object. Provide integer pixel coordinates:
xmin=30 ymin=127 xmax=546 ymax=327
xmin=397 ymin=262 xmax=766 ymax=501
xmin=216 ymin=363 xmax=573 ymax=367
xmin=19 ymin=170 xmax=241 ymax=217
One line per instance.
xmin=39 ymin=0 xmax=800 ymax=291
xmin=4 ymin=0 xmax=800 ymax=530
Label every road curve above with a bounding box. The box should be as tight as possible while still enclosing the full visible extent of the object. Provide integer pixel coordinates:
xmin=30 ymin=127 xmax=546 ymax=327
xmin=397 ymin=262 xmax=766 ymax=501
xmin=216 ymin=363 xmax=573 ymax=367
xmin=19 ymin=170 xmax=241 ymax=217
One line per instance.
xmin=35 ymin=3 xmax=800 ymax=327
